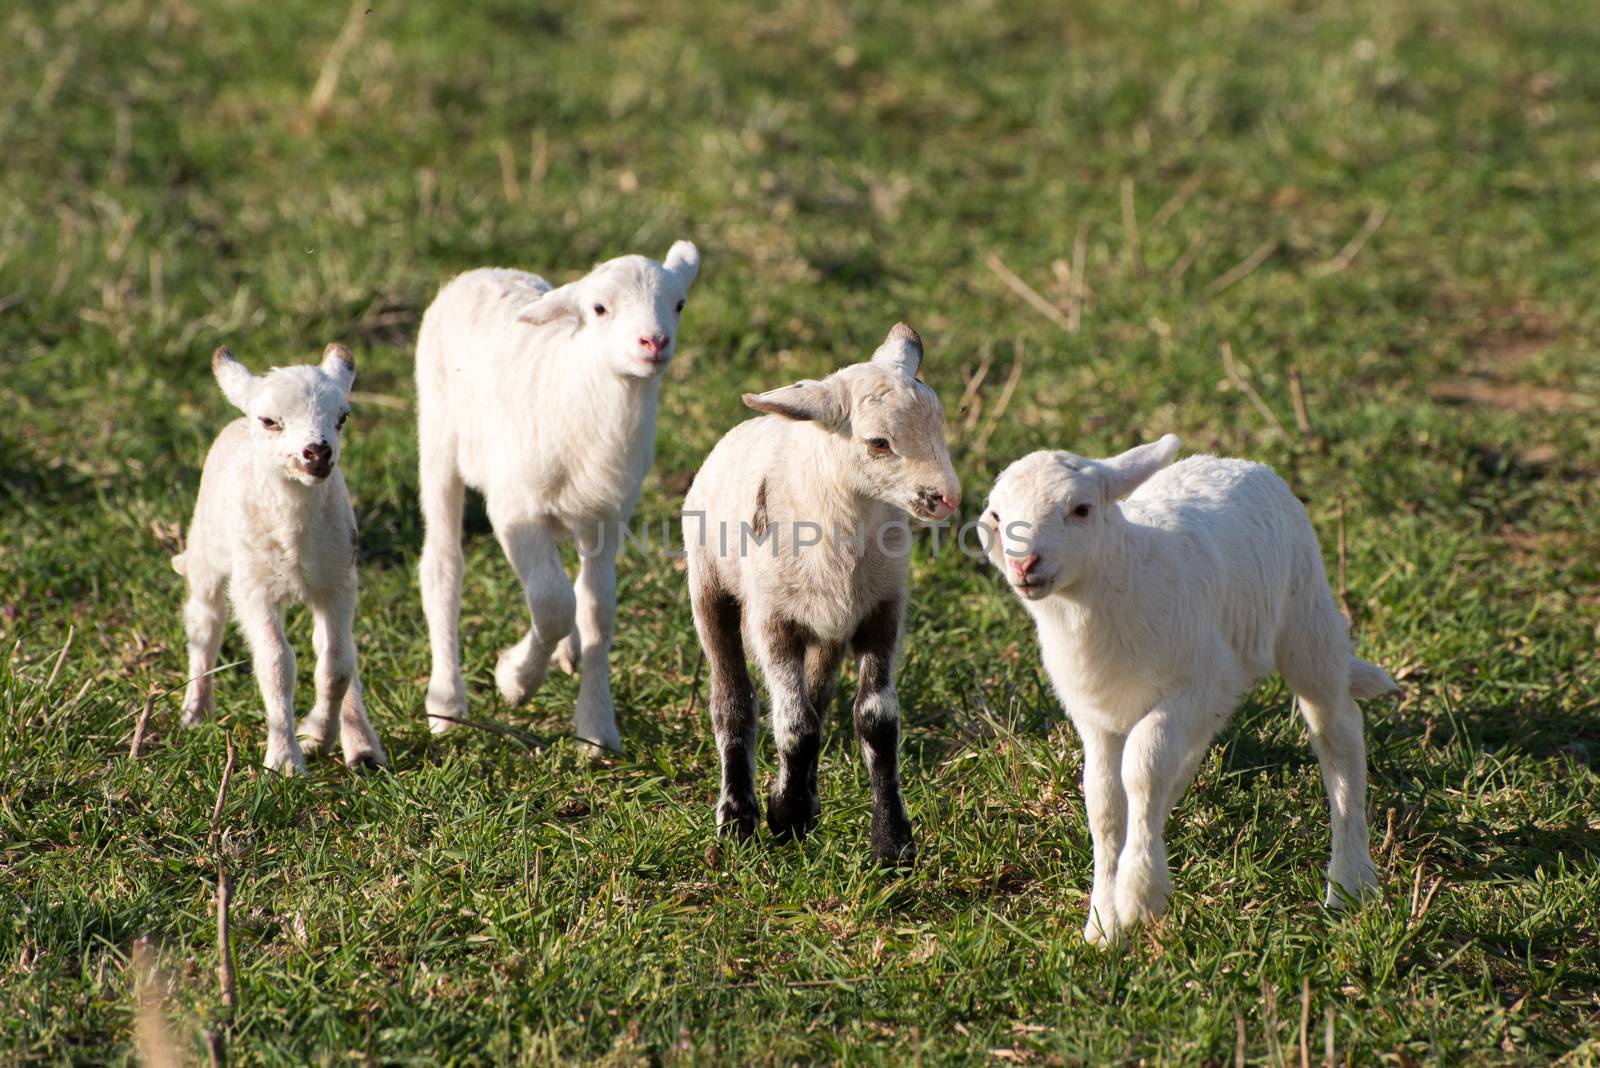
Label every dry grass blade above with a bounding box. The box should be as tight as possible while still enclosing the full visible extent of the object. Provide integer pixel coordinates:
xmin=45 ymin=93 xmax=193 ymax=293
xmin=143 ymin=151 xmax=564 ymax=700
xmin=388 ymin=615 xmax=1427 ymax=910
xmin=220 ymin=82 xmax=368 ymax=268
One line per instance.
xmin=206 ymin=1027 xmax=228 ymax=1068
xmin=1310 ymin=204 xmax=1388 ymax=277
xmin=45 ymin=625 xmax=73 ymax=691
xmin=1220 ymin=342 xmax=1289 ymax=441
xmin=1299 ymin=977 xmax=1312 ymax=1068
xmin=208 ymin=738 xmax=236 ymax=851
xmin=1234 ymin=1005 xmax=1247 ymax=1068
xmin=1121 ymin=176 xmax=1145 ymax=276
xmin=1324 ymin=1006 xmax=1336 ymax=1068
xmin=985 ymin=254 xmax=1073 ymax=332
xmin=217 ymin=861 xmax=237 ymax=1011
xmin=1069 ymin=226 xmax=1087 ymax=332
xmin=306 ymin=0 xmax=369 ymax=121
xmin=974 ymin=339 xmax=1026 ymax=456
xmin=1289 ymin=368 xmax=1315 ymax=440
xmin=128 ymin=690 xmax=158 ymax=760
xmin=347 ymin=390 xmax=410 ymax=411
xmin=957 ymin=347 xmax=995 ymax=433
xmin=425 ymin=713 xmax=548 ymax=753
xmin=1150 ymin=171 xmax=1205 ymax=229
xmin=1208 ymin=238 xmax=1279 ymax=295
xmin=496 ymin=140 xmax=520 ymax=203
xmin=1165 ymin=222 xmax=1213 ymax=286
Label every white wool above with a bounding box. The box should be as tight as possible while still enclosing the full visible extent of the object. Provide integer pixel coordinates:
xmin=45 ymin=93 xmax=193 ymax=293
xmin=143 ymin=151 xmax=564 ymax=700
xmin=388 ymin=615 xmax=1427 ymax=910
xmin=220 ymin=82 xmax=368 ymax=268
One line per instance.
xmin=415 ymin=241 xmax=700 ymax=750
xmin=174 ymin=344 xmax=387 ymax=774
xmin=983 ymin=437 xmax=1398 ymax=944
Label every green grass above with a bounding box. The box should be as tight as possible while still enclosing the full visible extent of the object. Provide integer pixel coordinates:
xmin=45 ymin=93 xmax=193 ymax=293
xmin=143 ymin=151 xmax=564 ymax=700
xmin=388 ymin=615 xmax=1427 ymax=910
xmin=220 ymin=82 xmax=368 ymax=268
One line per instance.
xmin=4 ymin=0 xmax=1599 ymax=1063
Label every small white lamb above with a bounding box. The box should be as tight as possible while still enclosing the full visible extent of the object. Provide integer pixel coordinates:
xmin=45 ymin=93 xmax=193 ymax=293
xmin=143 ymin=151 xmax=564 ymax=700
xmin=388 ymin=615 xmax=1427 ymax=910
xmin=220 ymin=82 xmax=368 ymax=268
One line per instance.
xmin=683 ymin=323 xmax=961 ymax=865
xmin=416 ymin=241 xmax=700 ymax=751
xmin=174 ymin=344 xmax=387 ymax=774
xmin=981 ymin=436 xmax=1397 ymax=944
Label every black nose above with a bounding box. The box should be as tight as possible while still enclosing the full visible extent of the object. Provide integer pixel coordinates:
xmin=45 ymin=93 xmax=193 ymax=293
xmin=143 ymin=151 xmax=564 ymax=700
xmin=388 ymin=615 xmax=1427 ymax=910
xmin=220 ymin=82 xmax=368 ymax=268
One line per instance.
xmin=303 ymin=442 xmax=331 ymax=464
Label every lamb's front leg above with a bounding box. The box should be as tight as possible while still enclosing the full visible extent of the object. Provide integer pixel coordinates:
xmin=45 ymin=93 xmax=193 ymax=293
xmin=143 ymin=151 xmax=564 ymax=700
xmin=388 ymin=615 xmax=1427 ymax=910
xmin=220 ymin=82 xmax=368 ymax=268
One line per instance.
xmin=298 ymin=590 xmax=356 ymax=756
xmin=756 ymin=617 xmax=820 ymax=842
xmin=1077 ymin=721 xmax=1128 ymax=946
xmin=235 ymin=592 xmax=305 ymax=775
xmin=569 ymin=531 xmax=622 ymax=752
xmin=851 ymin=597 xmax=915 ymax=867
xmin=1114 ymin=687 xmax=1230 ymax=931
xmin=491 ymin=514 xmax=574 ymax=709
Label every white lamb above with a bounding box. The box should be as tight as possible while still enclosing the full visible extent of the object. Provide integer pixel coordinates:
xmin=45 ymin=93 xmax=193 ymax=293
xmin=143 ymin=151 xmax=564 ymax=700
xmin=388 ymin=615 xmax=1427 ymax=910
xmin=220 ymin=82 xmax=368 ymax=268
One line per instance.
xmin=981 ymin=436 xmax=1398 ymax=944
xmin=683 ymin=323 xmax=961 ymax=865
xmin=416 ymin=241 xmax=700 ymax=751
xmin=174 ymin=344 xmax=387 ymax=774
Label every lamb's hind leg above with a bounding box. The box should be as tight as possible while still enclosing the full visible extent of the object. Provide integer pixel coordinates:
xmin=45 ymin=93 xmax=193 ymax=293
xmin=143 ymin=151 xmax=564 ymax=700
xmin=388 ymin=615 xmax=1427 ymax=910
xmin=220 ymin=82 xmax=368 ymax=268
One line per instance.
xmin=1279 ymin=633 xmax=1379 ymax=907
xmin=179 ymin=565 xmax=227 ymax=727
xmin=419 ymin=444 xmax=467 ymax=734
xmin=493 ymin=514 xmax=574 ymax=707
xmin=691 ymin=584 xmax=759 ymax=839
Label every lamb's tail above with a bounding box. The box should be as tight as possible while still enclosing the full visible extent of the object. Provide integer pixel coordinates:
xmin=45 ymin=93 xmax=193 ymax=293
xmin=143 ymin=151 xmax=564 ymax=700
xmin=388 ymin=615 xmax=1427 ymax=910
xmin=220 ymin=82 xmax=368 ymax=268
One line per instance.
xmin=1349 ymin=656 xmax=1400 ymax=701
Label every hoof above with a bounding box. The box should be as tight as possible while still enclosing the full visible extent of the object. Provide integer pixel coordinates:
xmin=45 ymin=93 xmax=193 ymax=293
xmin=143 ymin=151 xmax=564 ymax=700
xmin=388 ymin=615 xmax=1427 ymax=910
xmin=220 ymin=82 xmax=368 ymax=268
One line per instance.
xmin=495 ymin=646 xmax=545 ymax=706
xmin=550 ymin=634 xmax=580 ymax=676
xmin=180 ymin=704 xmax=208 ymax=728
xmin=766 ymin=788 xmax=820 ymax=842
xmin=344 ymin=747 xmax=389 ymax=771
xmin=717 ymin=799 xmax=759 ymax=842
xmin=296 ymin=715 xmax=337 ymax=755
xmin=264 ymin=745 xmax=308 ymax=777
xmin=1325 ymin=860 xmax=1380 ymax=909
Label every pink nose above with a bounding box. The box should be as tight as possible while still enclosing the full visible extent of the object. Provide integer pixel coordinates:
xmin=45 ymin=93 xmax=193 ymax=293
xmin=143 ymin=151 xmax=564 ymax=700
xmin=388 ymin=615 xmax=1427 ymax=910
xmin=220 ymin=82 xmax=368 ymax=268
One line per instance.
xmin=1009 ymin=554 xmax=1040 ymax=579
xmin=940 ymin=493 xmax=960 ymax=514
xmin=639 ymin=334 xmax=668 ymax=356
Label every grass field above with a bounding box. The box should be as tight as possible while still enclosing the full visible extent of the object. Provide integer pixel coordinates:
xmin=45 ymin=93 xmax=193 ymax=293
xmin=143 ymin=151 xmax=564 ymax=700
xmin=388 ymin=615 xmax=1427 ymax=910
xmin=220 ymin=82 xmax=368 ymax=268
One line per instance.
xmin=4 ymin=0 xmax=1599 ymax=1063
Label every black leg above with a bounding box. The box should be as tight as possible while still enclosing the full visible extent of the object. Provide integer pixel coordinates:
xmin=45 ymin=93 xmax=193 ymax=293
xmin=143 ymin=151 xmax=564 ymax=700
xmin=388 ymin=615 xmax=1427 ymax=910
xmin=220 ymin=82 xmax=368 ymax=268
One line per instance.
xmin=693 ymin=585 xmax=758 ymax=840
xmin=852 ymin=597 xmax=915 ymax=867
xmin=758 ymin=617 xmax=821 ymax=840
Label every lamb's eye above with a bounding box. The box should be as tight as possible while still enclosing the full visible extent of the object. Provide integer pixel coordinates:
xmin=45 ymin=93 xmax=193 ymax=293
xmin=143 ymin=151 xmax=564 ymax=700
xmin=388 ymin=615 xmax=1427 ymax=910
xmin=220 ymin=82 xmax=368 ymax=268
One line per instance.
xmin=987 ymin=510 xmax=999 ymax=523
xmin=1071 ymin=503 xmax=1092 ymax=518
xmin=592 ymin=303 xmax=608 ymax=317
xmin=865 ymin=437 xmax=893 ymax=457
xmin=337 ymin=412 xmax=348 ymax=429
xmin=259 ymin=417 xmax=282 ymax=432
xmin=675 ymin=299 xmax=685 ymax=314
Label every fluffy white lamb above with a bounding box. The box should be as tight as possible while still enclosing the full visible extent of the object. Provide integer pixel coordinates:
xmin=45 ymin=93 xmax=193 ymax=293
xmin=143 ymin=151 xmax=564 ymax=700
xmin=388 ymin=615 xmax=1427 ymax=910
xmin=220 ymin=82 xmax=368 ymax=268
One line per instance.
xmin=174 ymin=344 xmax=387 ymax=774
xmin=981 ymin=436 xmax=1398 ymax=944
xmin=683 ymin=323 xmax=961 ymax=865
xmin=416 ymin=241 xmax=700 ymax=751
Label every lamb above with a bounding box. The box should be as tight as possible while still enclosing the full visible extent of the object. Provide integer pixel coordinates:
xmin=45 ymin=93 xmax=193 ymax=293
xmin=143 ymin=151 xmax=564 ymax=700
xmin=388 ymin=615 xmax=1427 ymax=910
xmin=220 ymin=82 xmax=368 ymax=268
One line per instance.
xmin=980 ymin=436 xmax=1398 ymax=944
xmin=416 ymin=241 xmax=700 ymax=751
xmin=682 ymin=323 xmax=961 ymax=865
xmin=174 ymin=344 xmax=387 ymax=774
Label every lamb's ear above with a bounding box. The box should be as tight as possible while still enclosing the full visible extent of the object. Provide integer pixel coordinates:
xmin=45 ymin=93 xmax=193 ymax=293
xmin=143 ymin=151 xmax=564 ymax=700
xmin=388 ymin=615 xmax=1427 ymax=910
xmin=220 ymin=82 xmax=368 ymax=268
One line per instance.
xmin=320 ymin=343 xmax=356 ymax=395
xmin=1098 ymin=434 xmax=1182 ymax=500
xmin=870 ymin=322 xmax=922 ymax=377
xmin=663 ymin=240 xmax=700 ymax=291
xmin=519 ymin=282 xmax=583 ymax=327
xmin=212 ymin=347 xmax=258 ymax=411
xmin=742 ymin=378 xmax=847 ymax=428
